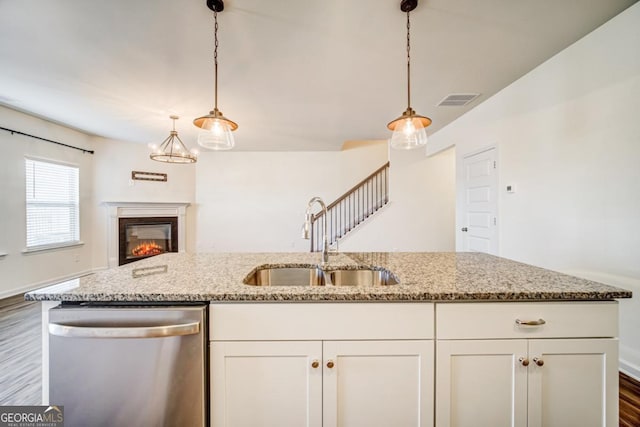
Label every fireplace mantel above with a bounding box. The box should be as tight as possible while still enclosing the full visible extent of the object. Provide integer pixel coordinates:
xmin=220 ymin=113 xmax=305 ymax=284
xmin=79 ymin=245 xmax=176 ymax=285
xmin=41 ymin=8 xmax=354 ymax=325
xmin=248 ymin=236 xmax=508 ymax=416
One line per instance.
xmin=103 ymin=202 xmax=190 ymax=268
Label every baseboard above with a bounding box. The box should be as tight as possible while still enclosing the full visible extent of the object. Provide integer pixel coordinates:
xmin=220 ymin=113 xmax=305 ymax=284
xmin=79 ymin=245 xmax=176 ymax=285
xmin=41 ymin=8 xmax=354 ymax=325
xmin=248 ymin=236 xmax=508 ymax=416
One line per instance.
xmin=0 ymin=293 xmax=29 ymax=309
xmin=621 ymin=358 xmax=640 ymax=382
xmin=0 ymin=268 xmax=97 ymax=301
xmin=620 ymin=338 xmax=640 ymax=382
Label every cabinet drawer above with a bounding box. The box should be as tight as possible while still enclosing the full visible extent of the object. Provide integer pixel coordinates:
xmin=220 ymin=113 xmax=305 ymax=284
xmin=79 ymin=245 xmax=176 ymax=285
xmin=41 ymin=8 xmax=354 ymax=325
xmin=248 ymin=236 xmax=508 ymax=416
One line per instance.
xmin=210 ymin=303 xmax=434 ymax=341
xmin=436 ymin=301 xmax=618 ymax=339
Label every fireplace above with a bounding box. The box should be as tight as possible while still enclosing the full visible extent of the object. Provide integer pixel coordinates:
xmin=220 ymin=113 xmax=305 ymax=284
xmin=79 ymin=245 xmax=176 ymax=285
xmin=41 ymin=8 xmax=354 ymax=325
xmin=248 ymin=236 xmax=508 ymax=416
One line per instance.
xmin=118 ymin=217 xmax=178 ymax=265
xmin=104 ymin=202 xmax=189 ymax=268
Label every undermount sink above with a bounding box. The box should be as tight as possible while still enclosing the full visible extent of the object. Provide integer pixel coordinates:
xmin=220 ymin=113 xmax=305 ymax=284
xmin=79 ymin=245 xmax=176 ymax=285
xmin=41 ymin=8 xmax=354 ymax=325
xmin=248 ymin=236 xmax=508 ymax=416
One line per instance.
xmin=243 ymin=267 xmax=327 ymax=286
xmin=243 ymin=266 xmax=399 ymax=287
xmin=326 ymin=269 xmax=399 ymax=286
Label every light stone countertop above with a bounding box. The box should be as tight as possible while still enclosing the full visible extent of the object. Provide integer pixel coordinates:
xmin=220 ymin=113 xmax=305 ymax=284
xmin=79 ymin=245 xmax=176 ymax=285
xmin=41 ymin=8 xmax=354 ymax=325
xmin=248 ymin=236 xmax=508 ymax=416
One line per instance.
xmin=24 ymin=252 xmax=631 ymax=302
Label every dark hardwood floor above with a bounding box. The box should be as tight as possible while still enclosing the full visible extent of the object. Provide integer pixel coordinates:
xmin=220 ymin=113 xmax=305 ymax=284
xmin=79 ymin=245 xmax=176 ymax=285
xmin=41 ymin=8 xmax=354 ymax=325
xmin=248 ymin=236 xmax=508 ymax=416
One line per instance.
xmin=621 ymin=371 xmax=640 ymax=427
xmin=2 ymin=293 xmax=640 ymax=425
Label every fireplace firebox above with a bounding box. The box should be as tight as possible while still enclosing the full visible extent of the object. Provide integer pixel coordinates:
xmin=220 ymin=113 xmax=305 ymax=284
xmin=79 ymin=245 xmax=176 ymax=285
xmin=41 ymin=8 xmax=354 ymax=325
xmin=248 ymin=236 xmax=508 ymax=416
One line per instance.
xmin=118 ymin=217 xmax=178 ymax=265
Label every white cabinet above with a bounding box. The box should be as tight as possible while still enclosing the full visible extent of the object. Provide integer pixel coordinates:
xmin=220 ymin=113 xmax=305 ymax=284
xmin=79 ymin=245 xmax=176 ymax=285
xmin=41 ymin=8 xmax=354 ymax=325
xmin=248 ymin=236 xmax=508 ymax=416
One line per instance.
xmin=209 ymin=303 xmax=435 ymax=427
xmin=527 ymin=338 xmax=618 ymax=427
xmin=210 ymin=341 xmax=322 ymax=427
xmin=435 ymin=302 xmax=619 ymax=427
xmin=323 ymin=340 xmax=433 ymax=427
xmin=436 ymin=339 xmax=528 ymax=427
xmin=209 ymin=301 xmax=620 ymax=427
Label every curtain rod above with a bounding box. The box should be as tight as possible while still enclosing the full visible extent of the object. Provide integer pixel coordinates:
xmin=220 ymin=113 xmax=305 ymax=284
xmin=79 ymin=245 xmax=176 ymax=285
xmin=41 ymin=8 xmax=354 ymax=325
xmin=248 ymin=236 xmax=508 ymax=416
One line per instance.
xmin=0 ymin=126 xmax=95 ymax=155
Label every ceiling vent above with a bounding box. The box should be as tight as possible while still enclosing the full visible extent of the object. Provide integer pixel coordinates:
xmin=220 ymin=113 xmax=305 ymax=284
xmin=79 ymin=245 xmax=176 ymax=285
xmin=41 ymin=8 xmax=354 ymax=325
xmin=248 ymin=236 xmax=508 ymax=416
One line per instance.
xmin=437 ymin=93 xmax=480 ymax=107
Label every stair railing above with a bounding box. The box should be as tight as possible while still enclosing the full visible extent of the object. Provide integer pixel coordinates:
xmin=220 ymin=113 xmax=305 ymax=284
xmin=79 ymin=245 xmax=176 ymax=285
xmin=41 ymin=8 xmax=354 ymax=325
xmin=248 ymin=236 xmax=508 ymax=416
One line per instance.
xmin=310 ymin=162 xmax=390 ymax=252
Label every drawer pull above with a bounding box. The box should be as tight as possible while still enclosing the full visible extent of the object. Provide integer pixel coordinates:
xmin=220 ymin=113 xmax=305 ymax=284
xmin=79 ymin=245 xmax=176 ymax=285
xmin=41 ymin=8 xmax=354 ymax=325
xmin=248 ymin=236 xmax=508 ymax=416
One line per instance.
xmin=518 ymin=357 xmax=529 ymax=367
xmin=533 ymin=357 xmax=544 ymax=367
xmin=515 ymin=318 xmax=546 ymax=326
xmin=326 ymin=360 xmax=335 ymax=369
xmin=311 ymin=360 xmax=319 ymax=369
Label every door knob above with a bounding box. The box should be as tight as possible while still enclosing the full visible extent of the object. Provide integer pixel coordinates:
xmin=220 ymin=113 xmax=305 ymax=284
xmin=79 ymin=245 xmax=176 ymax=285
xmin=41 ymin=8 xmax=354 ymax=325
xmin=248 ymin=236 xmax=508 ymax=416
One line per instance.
xmin=518 ymin=357 xmax=529 ymax=367
xmin=533 ymin=357 xmax=544 ymax=367
xmin=311 ymin=360 xmax=319 ymax=369
xmin=326 ymin=360 xmax=335 ymax=369
xmin=461 ymin=227 xmax=468 ymax=232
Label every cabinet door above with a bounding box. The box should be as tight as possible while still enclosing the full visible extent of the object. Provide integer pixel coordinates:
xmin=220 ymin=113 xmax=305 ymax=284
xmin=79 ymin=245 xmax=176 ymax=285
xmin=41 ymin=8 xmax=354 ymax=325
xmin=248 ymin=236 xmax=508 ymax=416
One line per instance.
xmin=436 ymin=339 xmax=528 ymax=427
xmin=210 ymin=341 xmax=322 ymax=427
xmin=527 ymin=338 xmax=618 ymax=427
xmin=323 ymin=340 xmax=433 ymax=427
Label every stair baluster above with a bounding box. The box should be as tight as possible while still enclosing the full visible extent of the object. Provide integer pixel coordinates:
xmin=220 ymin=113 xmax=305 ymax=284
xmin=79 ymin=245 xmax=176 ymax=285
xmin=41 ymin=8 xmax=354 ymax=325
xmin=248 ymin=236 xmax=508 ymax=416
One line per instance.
xmin=310 ymin=162 xmax=390 ymax=252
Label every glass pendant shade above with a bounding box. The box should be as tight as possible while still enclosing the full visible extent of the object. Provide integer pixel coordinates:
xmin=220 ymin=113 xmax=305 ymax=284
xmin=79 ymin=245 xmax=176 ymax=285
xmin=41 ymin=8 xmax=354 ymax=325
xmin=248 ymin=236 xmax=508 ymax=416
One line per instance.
xmin=196 ymin=118 xmax=235 ymax=150
xmin=387 ymin=108 xmax=431 ymax=150
xmin=194 ymin=110 xmax=237 ymax=150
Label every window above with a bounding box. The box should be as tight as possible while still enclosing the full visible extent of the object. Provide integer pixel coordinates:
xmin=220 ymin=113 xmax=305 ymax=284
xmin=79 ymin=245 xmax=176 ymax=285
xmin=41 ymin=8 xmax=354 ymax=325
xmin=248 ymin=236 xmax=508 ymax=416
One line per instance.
xmin=25 ymin=158 xmax=80 ymax=249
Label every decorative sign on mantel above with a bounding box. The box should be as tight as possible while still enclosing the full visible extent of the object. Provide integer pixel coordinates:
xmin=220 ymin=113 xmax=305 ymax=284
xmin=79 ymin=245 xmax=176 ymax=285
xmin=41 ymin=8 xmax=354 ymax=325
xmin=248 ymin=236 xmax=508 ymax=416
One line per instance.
xmin=131 ymin=171 xmax=167 ymax=182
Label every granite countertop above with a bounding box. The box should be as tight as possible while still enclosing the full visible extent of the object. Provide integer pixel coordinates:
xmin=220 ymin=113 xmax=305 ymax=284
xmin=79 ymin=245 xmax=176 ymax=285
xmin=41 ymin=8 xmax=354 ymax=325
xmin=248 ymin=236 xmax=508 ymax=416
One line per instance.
xmin=24 ymin=252 xmax=632 ymax=302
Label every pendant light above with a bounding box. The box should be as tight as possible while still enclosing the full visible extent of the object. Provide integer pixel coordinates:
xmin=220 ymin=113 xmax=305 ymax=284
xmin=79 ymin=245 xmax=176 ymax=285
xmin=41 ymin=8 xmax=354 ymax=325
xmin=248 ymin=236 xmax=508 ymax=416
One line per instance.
xmin=150 ymin=115 xmax=198 ymax=163
xmin=387 ymin=0 xmax=432 ymax=150
xmin=194 ymin=0 xmax=237 ymax=150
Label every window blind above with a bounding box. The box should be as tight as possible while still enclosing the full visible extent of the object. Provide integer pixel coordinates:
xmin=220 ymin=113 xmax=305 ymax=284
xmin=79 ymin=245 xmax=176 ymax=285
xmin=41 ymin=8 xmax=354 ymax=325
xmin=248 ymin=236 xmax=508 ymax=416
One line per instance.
xmin=25 ymin=158 xmax=79 ymax=248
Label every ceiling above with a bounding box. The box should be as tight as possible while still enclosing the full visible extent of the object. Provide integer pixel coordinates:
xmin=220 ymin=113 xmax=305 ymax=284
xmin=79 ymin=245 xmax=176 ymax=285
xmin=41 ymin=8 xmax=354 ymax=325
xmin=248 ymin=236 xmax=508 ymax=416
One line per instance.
xmin=0 ymin=0 xmax=636 ymax=151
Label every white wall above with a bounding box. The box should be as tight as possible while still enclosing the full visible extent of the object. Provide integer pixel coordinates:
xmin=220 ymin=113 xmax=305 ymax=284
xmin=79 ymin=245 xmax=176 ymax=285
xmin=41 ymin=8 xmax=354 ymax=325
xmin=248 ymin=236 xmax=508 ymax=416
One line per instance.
xmin=0 ymin=111 xmax=453 ymax=295
xmin=340 ymin=146 xmax=456 ymax=252
xmin=0 ymin=106 xmax=95 ymax=298
xmin=91 ymin=136 xmax=197 ymax=268
xmin=428 ymin=3 xmax=640 ymax=378
xmin=194 ymin=142 xmax=389 ymax=252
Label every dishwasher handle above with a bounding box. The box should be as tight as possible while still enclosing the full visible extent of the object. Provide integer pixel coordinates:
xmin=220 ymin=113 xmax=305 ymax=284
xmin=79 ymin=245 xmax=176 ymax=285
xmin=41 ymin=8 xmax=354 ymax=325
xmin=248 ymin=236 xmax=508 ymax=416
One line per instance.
xmin=49 ymin=321 xmax=200 ymax=339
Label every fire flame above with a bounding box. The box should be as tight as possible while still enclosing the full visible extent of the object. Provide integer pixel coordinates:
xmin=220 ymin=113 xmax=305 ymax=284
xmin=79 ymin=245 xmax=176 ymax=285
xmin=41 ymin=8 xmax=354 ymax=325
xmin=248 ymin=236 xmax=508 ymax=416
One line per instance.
xmin=131 ymin=242 xmax=164 ymax=257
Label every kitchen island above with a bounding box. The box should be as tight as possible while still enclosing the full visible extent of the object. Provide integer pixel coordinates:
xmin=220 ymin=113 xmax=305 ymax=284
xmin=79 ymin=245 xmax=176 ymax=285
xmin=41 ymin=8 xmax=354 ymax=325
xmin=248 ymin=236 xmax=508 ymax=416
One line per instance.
xmin=26 ymin=252 xmax=631 ymax=427
xmin=25 ymin=252 xmax=631 ymax=302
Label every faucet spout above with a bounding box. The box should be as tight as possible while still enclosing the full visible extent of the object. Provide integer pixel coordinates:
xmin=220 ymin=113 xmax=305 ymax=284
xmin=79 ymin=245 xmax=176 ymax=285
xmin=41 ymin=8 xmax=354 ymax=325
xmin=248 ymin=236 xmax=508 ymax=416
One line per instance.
xmin=301 ymin=197 xmax=329 ymax=264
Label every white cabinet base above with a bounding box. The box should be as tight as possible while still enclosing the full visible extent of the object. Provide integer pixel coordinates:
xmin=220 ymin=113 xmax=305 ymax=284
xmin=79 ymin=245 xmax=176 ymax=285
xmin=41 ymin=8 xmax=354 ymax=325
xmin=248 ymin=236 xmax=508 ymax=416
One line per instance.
xmin=435 ymin=302 xmax=620 ymax=427
xmin=211 ymin=341 xmax=322 ymax=427
xmin=209 ymin=303 xmax=435 ymax=427
xmin=436 ymin=339 xmax=528 ymax=427
xmin=324 ymin=340 xmax=433 ymax=427
xmin=528 ymin=338 xmax=618 ymax=427
xmin=209 ymin=301 xmax=620 ymax=427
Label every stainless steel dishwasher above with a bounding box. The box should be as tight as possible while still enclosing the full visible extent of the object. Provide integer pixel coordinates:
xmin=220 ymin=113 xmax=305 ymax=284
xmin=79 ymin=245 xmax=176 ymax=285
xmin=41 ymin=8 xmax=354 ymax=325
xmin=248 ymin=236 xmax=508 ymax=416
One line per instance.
xmin=48 ymin=303 xmax=207 ymax=427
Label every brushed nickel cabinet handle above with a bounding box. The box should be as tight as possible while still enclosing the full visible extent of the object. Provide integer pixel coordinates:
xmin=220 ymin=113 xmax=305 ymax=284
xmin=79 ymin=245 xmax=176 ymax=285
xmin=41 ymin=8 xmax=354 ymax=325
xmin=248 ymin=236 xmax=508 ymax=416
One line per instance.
xmin=326 ymin=360 xmax=335 ymax=369
xmin=533 ymin=357 xmax=544 ymax=367
xmin=518 ymin=357 xmax=529 ymax=367
xmin=515 ymin=318 xmax=546 ymax=326
xmin=311 ymin=360 xmax=319 ymax=369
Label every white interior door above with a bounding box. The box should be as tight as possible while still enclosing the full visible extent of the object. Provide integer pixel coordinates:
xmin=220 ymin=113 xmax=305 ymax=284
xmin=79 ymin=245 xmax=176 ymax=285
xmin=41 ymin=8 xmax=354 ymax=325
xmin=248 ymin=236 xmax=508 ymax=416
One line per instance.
xmin=461 ymin=148 xmax=498 ymax=254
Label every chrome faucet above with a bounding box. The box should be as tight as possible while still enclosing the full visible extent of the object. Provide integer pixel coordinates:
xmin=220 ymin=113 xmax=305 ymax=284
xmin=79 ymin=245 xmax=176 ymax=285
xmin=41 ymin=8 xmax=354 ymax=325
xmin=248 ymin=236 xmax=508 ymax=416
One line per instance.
xmin=301 ymin=196 xmax=329 ymax=264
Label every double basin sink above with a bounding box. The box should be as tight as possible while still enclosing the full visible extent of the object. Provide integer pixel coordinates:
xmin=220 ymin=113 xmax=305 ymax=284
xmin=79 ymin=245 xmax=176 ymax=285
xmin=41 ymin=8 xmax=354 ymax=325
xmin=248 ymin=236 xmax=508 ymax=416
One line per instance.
xmin=244 ymin=265 xmax=399 ymax=287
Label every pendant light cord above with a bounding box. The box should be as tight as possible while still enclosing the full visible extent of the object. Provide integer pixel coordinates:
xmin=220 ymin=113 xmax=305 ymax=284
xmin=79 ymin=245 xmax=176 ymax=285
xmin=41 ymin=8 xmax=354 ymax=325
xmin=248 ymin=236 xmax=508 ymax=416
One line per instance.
xmin=406 ymin=11 xmax=411 ymax=110
xmin=214 ymin=9 xmax=219 ymax=111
